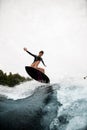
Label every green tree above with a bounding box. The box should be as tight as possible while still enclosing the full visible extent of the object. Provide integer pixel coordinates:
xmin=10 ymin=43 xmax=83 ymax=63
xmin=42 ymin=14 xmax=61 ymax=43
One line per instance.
xmin=0 ymin=69 xmax=31 ymax=87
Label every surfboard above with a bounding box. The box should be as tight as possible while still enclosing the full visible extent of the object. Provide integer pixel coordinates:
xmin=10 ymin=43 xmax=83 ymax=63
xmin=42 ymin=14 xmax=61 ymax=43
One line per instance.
xmin=25 ymin=66 xmax=50 ymax=83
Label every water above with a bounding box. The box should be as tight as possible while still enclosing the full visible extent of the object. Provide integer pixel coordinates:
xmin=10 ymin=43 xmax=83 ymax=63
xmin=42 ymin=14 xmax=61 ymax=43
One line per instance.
xmin=0 ymin=77 xmax=87 ymax=130
xmin=50 ymin=77 xmax=87 ymax=130
xmin=0 ymin=80 xmax=44 ymax=100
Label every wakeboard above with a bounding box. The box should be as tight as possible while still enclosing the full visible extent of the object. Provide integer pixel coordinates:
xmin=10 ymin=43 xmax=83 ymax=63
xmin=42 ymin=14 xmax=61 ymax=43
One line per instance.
xmin=25 ymin=66 xmax=50 ymax=83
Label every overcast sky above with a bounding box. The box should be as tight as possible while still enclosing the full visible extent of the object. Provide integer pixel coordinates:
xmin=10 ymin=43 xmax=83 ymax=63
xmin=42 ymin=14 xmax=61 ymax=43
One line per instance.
xmin=0 ymin=0 xmax=87 ymax=81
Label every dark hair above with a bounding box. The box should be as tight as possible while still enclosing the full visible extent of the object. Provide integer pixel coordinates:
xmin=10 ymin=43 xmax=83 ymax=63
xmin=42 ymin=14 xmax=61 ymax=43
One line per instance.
xmin=39 ymin=51 xmax=44 ymax=54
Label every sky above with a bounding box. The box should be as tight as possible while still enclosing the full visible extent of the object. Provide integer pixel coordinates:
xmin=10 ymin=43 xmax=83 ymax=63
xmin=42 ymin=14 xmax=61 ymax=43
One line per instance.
xmin=0 ymin=0 xmax=87 ymax=81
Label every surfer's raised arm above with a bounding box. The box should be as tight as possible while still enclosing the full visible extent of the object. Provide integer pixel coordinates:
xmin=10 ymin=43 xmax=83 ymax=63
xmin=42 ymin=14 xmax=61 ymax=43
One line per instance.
xmin=24 ymin=48 xmax=36 ymax=57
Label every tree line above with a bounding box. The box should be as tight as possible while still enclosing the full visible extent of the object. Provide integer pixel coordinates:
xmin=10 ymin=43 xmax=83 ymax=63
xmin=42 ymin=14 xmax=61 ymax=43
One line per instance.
xmin=0 ymin=70 xmax=31 ymax=87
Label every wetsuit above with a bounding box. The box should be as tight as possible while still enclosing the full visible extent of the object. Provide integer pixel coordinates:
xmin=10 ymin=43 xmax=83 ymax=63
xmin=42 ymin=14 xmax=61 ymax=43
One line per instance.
xmin=26 ymin=51 xmax=46 ymax=66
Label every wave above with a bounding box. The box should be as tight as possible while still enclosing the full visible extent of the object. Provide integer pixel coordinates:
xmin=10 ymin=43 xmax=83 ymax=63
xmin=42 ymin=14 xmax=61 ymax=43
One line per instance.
xmin=50 ymin=77 xmax=87 ymax=130
xmin=0 ymin=83 xmax=58 ymax=130
xmin=0 ymin=80 xmax=45 ymax=100
xmin=0 ymin=77 xmax=87 ymax=130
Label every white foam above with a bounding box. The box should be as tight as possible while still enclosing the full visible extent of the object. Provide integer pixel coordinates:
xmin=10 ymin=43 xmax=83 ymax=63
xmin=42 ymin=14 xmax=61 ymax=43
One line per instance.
xmin=0 ymin=80 xmax=43 ymax=100
xmin=56 ymin=77 xmax=87 ymax=115
xmin=66 ymin=116 xmax=87 ymax=130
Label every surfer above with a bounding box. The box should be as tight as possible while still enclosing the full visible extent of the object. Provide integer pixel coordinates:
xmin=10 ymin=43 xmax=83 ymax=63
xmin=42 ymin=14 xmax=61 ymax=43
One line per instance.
xmin=24 ymin=48 xmax=46 ymax=73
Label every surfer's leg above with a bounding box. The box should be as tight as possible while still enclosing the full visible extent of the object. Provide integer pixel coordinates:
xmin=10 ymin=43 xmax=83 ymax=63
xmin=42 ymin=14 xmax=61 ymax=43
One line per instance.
xmin=34 ymin=61 xmax=45 ymax=73
xmin=31 ymin=61 xmax=45 ymax=73
xmin=31 ymin=61 xmax=40 ymax=68
xmin=31 ymin=62 xmax=36 ymax=67
xmin=34 ymin=61 xmax=40 ymax=67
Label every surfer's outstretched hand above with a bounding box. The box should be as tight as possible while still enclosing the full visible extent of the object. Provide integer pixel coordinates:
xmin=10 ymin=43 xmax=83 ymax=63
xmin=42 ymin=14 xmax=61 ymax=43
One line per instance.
xmin=24 ymin=47 xmax=27 ymax=51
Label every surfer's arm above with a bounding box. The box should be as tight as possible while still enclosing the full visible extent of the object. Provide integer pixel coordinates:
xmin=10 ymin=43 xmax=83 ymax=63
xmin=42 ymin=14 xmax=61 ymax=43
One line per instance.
xmin=24 ymin=48 xmax=36 ymax=57
xmin=26 ymin=50 xmax=36 ymax=57
xmin=26 ymin=51 xmax=36 ymax=57
xmin=41 ymin=59 xmax=46 ymax=67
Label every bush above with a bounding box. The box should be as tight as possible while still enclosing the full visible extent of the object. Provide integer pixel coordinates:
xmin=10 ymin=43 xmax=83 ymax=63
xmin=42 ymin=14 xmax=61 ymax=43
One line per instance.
xmin=0 ymin=70 xmax=31 ymax=87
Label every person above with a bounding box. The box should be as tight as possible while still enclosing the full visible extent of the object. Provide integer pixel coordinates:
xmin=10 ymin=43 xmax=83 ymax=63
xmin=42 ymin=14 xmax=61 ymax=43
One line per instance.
xmin=24 ymin=48 xmax=46 ymax=73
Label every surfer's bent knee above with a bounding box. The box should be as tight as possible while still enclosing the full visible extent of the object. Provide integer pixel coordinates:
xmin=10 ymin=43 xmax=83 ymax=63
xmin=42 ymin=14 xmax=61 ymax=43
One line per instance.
xmin=30 ymin=61 xmax=45 ymax=73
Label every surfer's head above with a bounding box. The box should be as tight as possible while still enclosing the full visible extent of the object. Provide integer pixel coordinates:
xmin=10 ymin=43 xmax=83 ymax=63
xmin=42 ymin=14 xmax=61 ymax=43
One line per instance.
xmin=39 ymin=51 xmax=44 ymax=57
